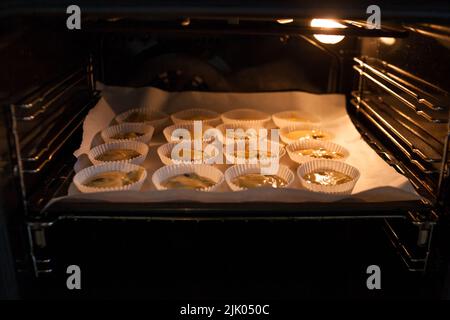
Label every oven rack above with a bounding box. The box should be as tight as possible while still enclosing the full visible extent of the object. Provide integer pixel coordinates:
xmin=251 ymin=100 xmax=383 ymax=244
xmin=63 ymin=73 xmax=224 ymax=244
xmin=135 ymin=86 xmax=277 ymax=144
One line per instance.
xmin=27 ymin=206 xmax=437 ymax=277
xmin=383 ymin=213 xmax=437 ymax=272
xmin=351 ymin=93 xmax=444 ymax=163
xmin=11 ymin=59 xmax=96 ymax=171
xmin=352 ymin=57 xmax=450 ymax=204
xmin=34 ymin=117 xmax=433 ymax=220
xmin=14 ymin=68 xmax=86 ymax=119
xmin=20 ymin=94 xmax=97 ymax=174
xmin=34 ymin=128 xmax=432 ymax=220
xmin=350 ymin=108 xmax=437 ymax=200
xmin=29 ymin=160 xmax=76 ymax=213
xmin=9 ymin=61 xmax=96 ymax=213
xmin=350 ymin=99 xmax=444 ymax=202
xmin=13 ymin=54 xmax=95 ymax=119
xmin=29 ymin=204 xmax=436 ymax=276
xmin=42 ymin=200 xmax=427 ymax=221
xmin=11 ymin=98 xmax=97 ymax=214
xmin=353 ymin=57 xmax=448 ymax=123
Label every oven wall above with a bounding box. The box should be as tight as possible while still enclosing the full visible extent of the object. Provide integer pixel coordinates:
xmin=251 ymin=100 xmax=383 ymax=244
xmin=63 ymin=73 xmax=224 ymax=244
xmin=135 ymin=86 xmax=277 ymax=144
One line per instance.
xmin=0 ymin=17 xmax=31 ymax=299
xmin=0 ymin=107 xmax=20 ymax=299
xmin=97 ymin=33 xmax=354 ymax=93
xmin=0 ymin=17 xmax=95 ymax=297
xmin=1 ymin=17 xmax=95 ymax=215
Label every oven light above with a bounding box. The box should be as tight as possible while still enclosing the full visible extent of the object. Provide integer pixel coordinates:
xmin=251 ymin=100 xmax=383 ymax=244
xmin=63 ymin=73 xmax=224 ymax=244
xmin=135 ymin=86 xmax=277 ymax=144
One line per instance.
xmin=277 ymin=18 xmax=294 ymax=24
xmin=310 ymin=18 xmax=346 ymax=44
xmin=380 ymin=37 xmax=396 ymax=46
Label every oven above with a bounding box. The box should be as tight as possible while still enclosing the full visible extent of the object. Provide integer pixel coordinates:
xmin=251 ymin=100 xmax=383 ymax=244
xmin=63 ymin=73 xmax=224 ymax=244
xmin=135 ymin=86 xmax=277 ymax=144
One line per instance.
xmin=0 ymin=1 xmax=449 ymax=300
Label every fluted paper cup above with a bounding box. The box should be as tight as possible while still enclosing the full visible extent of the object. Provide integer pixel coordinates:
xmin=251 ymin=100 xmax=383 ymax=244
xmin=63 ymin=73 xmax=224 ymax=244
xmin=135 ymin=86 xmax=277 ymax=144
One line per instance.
xmin=221 ymin=108 xmax=271 ymax=127
xmin=163 ymin=123 xmax=214 ymax=143
xmin=73 ymin=162 xmax=147 ymax=193
xmin=152 ymin=164 xmax=224 ymax=191
xmin=297 ymin=159 xmax=360 ymax=195
xmin=272 ymin=110 xmax=320 ymax=128
xmin=286 ymin=140 xmax=349 ymax=164
xmin=157 ymin=142 xmax=221 ymax=165
xmin=171 ymin=108 xmax=221 ymax=126
xmin=101 ymin=123 xmax=155 ymax=144
xmin=115 ymin=108 xmax=169 ymax=132
xmin=280 ymin=124 xmax=333 ymax=144
xmin=88 ymin=141 xmax=149 ymax=166
xmin=225 ymin=164 xmax=294 ymax=191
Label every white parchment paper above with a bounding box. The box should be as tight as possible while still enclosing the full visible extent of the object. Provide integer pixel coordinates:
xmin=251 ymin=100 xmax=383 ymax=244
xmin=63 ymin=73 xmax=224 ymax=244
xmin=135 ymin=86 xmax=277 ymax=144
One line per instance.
xmin=45 ymin=83 xmax=422 ymax=208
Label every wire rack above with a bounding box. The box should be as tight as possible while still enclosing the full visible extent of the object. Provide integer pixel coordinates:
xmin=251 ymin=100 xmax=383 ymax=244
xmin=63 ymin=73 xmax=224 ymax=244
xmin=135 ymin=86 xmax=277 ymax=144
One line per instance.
xmin=351 ymin=56 xmax=450 ymax=205
xmin=9 ymin=58 xmax=97 ymax=214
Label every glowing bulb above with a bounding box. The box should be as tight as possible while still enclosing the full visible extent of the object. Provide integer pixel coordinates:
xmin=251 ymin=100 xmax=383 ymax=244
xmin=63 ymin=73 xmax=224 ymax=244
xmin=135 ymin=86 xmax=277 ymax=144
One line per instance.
xmin=277 ymin=18 xmax=294 ymax=24
xmin=310 ymin=19 xmax=346 ymax=44
xmin=380 ymin=37 xmax=396 ymax=46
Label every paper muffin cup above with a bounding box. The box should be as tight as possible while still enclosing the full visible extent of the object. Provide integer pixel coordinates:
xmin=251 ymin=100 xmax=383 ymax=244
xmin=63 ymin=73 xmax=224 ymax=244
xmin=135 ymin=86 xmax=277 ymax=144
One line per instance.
xmin=221 ymin=108 xmax=271 ymax=127
xmin=297 ymin=159 xmax=360 ymax=195
xmin=152 ymin=164 xmax=224 ymax=191
xmin=73 ymin=162 xmax=147 ymax=193
xmin=157 ymin=142 xmax=221 ymax=165
xmin=279 ymin=124 xmax=333 ymax=144
xmin=224 ymin=141 xmax=286 ymax=165
xmin=115 ymin=108 xmax=169 ymax=132
xmin=225 ymin=164 xmax=294 ymax=191
xmin=272 ymin=110 xmax=320 ymax=128
xmin=171 ymin=108 xmax=222 ymax=126
xmin=101 ymin=123 xmax=155 ymax=144
xmin=286 ymin=140 xmax=349 ymax=164
xmin=163 ymin=123 xmax=214 ymax=143
xmin=88 ymin=141 xmax=149 ymax=166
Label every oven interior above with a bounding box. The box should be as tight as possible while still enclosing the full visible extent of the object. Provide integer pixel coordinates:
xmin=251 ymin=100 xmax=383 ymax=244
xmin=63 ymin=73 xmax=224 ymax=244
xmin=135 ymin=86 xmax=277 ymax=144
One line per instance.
xmin=1 ymin=11 xmax=449 ymax=299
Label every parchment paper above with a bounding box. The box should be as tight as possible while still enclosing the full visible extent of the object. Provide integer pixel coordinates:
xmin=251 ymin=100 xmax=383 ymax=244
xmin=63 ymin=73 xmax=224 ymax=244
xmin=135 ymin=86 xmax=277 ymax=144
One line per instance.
xmin=45 ymin=82 xmax=422 ymax=209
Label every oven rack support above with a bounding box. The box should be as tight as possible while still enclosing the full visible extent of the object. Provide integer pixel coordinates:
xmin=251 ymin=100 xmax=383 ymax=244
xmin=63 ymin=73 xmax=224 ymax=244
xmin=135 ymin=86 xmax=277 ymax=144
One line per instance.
xmin=15 ymin=73 xmax=86 ymax=122
xmin=352 ymin=57 xmax=450 ymax=205
xmin=26 ymin=221 xmax=54 ymax=277
xmin=350 ymin=111 xmax=436 ymax=202
xmin=20 ymin=99 xmax=95 ymax=174
xmin=9 ymin=57 xmax=98 ymax=215
xmin=353 ymin=58 xmax=447 ymax=118
xmin=383 ymin=211 xmax=438 ymax=272
xmin=350 ymin=93 xmax=444 ymax=164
